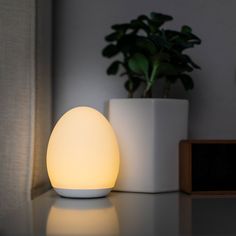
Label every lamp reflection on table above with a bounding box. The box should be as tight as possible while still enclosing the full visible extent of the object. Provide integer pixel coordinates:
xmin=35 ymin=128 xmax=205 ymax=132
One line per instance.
xmin=46 ymin=197 xmax=119 ymax=236
xmin=3 ymin=190 xmax=236 ymax=236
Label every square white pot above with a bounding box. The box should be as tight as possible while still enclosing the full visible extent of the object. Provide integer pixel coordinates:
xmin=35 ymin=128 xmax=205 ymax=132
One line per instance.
xmin=109 ymin=98 xmax=188 ymax=192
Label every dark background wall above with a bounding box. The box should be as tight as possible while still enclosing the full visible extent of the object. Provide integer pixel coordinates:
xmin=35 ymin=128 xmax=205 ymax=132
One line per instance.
xmin=53 ymin=0 xmax=236 ymax=139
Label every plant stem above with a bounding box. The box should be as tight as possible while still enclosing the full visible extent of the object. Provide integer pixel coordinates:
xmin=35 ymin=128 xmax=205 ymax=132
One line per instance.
xmin=162 ymin=80 xmax=171 ymax=98
xmin=143 ymin=63 xmax=159 ymax=98
xmin=128 ymin=91 xmax=133 ymax=98
xmin=144 ymin=89 xmax=152 ymax=98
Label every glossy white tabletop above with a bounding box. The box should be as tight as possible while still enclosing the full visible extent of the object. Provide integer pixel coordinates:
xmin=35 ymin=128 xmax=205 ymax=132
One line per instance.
xmin=1 ymin=190 xmax=236 ymax=236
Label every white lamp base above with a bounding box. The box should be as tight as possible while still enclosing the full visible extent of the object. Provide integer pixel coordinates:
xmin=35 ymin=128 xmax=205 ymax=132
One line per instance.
xmin=54 ymin=188 xmax=112 ymax=198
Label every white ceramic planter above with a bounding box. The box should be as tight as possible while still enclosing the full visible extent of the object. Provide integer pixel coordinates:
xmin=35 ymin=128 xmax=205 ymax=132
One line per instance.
xmin=109 ymin=99 xmax=188 ymax=193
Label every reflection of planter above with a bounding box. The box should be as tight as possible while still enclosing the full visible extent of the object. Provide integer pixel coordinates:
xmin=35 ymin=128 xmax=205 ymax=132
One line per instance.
xmin=109 ymin=98 xmax=188 ymax=192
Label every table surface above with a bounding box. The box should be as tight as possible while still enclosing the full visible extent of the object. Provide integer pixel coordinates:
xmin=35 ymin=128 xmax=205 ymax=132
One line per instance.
xmin=1 ymin=190 xmax=236 ymax=236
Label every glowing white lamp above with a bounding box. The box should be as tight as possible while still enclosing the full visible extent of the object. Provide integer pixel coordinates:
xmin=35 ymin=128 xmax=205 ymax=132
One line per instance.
xmin=46 ymin=106 xmax=120 ymax=198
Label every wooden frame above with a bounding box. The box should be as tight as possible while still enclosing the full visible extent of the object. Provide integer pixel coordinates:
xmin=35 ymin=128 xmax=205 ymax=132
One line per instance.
xmin=179 ymin=140 xmax=236 ymax=194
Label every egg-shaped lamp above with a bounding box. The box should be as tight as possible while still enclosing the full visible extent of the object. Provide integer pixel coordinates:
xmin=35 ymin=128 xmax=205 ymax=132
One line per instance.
xmin=46 ymin=107 xmax=120 ymax=198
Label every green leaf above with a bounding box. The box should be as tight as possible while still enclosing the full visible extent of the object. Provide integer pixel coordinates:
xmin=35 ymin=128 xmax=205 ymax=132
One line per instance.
xmin=166 ymin=76 xmax=178 ymax=84
xmin=130 ymin=19 xmax=150 ymax=34
xmin=158 ymin=63 xmax=180 ymax=76
xmin=165 ymin=29 xmax=201 ymax=51
xmin=102 ymin=44 xmax=119 ymax=58
xmin=181 ymin=30 xmax=202 ymax=45
xmin=150 ymin=35 xmax=172 ymax=49
xmin=135 ymin=37 xmax=157 ymax=54
xmin=181 ymin=25 xmax=192 ymax=33
xmin=180 ymin=74 xmax=194 ymax=90
xmin=138 ymin=15 xmax=149 ymax=22
xmin=117 ymin=34 xmax=136 ymax=53
xmin=128 ymin=53 xmax=149 ymax=78
xmin=151 ymin=12 xmax=173 ymax=21
xmin=150 ymin=12 xmax=173 ymax=28
xmin=148 ymin=21 xmax=159 ymax=33
xmin=111 ymin=24 xmax=129 ymax=31
xmin=124 ymin=77 xmax=141 ymax=93
xmin=165 ymin=29 xmax=181 ymax=38
xmin=183 ymin=54 xmax=201 ymax=69
xmin=153 ymin=52 xmax=170 ymax=62
xmin=107 ymin=61 xmax=121 ymax=75
xmin=105 ymin=32 xmax=122 ymax=42
xmin=119 ymin=72 xmax=127 ymax=77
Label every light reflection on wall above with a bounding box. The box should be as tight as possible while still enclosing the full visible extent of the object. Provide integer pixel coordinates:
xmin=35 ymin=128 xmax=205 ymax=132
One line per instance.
xmin=46 ymin=197 xmax=119 ymax=236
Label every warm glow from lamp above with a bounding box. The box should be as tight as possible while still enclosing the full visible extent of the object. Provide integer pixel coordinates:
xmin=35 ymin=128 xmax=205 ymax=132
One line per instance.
xmin=46 ymin=198 xmax=119 ymax=236
xmin=47 ymin=106 xmax=120 ymax=198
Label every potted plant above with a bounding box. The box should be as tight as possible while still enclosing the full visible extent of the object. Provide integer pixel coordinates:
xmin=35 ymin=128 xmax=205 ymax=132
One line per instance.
xmin=102 ymin=12 xmax=201 ymax=192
